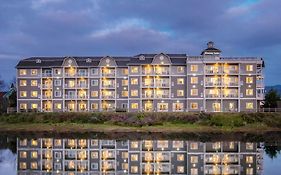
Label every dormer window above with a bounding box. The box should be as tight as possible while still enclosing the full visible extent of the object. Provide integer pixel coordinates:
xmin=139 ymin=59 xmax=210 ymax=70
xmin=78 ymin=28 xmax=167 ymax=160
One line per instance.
xmin=86 ymin=58 xmax=92 ymax=63
xmin=139 ymin=55 xmax=145 ymax=60
xmin=36 ymin=59 xmax=41 ymax=63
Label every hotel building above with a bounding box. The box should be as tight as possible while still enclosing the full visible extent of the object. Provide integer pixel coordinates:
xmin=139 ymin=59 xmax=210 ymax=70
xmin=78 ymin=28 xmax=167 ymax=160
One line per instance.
xmin=16 ymin=42 xmax=265 ymax=112
xmin=17 ymin=138 xmax=264 ymax=175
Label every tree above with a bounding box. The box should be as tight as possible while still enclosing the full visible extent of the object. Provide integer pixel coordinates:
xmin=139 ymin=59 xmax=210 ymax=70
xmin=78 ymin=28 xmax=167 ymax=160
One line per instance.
xmin=263 ymin=89 xmax=280 ymax=108
xmin=0 ymin=76 xmax=4 ymax=91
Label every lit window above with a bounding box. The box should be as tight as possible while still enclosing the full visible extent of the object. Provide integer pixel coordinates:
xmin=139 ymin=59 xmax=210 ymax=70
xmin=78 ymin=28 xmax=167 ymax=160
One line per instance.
xmin=91 ymin=103 xmax=98 ymax=110
xmin=246 ymin=142 xmax=254 ymax=150
xmin=54 ymin=139 xmax=61 ymax=147
xmin=131 ymin=90 xmax=138 ymax=96
xmin=246 ymin=89 xmax=253 ymax=96
xmin=31 ymin=69 xmax=37 ymax=75
xmin=31 ymin=91 xmax=38 ymax=97
xmin=131 ymin=166 xmax=138 ymax=173
xmin=131 ymin=154 xmax=138 ymax=161
xmin=177 ymin=166 xmax=185 ymax=173
xmin=131 ymin=103 xmax=138 ymax=109
xmin=55 ymin=103 xmax=62 ymax=110
xmin=246 ymin=102 xmax=254 ymax=109
xmin=191 ymin=168 xmax=198 ymax=175
xmin=177 ymin=154 xmax=185 ymax=161
xmin=212 ymin=142 xmax=221 ymax=149
xmin=190 ymin=156 xmax=198 ymax=163
xmin=20 ymin=80 xmax=27 ymax=86
xmin=190 ymin=103 xmax=198 ymax=109
xmin=19 ymin=162 xmax=27 ymax=169
xmin=31 ymin=80 xmax=38 ymax=86
xmin=122 ymin=152 xmax=128 ymax=159
xmin=91 ymin=151 xmax=98 ymax=159
xmin=177 ymin=78 xmax=184 ymax=85
xmin=131 ymin=66 xmax=139 ymax=73
xmin=191 ymin=89 xmax=198 ymax=96
xmin=91 ymin=91 xmax=98 ymax=97
xmin=191 ymin=77 xmax=198 ymax=84
xmin=31 ymin=162 xmax=38 ymax=169
xmin=177 ymin=90 xmax=184 ymax=96
xmin=246 ymin=156 xmax=253 ymax=163
xmin=19 ymin=69 xmax=27 ymax=75
xmin=20 ymin=151 xmax=27 ymax=158
xmin=246 ymin=77 xmax=253 ymax=84
xmin=54 ymin=69 xmax=61 ymax=75
xmin=131 ymin=78 xmax=138 ymax=85
xmin=246 ymin=168 xmax=253 ymax=175
xmin=31 ymin=151 xmax=38 ymax=158
xmin=246 ymin=65 xmax=253 ymax=71
xmin=157 ymin=140 xmax=168 ymax=148
xmin=31 ymin=103 xmax=38 ymax=109
xmin=177 ymin=66 xmax=185 ymax=73
xmin=122 ymin=79 xmax=128 ymax=86
xmin=31 ymin=139 xmax=38 ymax=146
xmin=20 ymin=91 xmax=27 ymax=97
xmin=173 ymin=102 xmax=183 ymax=111
xmin=20 ymin=103 xmax=27 ymax=110
xmin=122 ymin=68 xmax=128 ymax=75
xmin=20 ymin=139 xmax=27 ymax=146
xmin=173 ymin=141 xmax=184 ymax=148
xmin=131 ymin=141 xmax=139 ymax=148
xmin=190 ymin=142 xmax=198 ymax=150
xmin=190 ymin=65 xmax=198 ymax=72
xmin=122 ymin=91 xmax=128 ymax=97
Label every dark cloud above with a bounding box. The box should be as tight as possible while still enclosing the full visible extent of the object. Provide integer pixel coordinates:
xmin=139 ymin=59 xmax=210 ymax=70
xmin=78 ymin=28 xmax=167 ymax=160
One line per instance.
xmin=0 ymin=0 xmax=280 ymax=85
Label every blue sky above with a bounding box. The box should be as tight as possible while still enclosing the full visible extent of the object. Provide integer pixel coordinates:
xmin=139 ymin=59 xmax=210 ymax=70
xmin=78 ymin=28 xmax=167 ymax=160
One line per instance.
xmin=0 ymin=0 xmax=281 ymax=85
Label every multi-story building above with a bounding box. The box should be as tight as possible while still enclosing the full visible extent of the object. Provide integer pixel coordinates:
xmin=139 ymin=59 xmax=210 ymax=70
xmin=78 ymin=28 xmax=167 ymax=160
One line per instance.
xmin=16 ymin=42 xmax=265 ymax=112
xmin=17 ymin=138 xmax=264 ymax=175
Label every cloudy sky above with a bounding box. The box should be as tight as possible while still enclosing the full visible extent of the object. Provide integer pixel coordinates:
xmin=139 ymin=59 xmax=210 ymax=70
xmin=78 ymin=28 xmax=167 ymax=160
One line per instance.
xmin=0 ymin=0 xmax=280 ymax=85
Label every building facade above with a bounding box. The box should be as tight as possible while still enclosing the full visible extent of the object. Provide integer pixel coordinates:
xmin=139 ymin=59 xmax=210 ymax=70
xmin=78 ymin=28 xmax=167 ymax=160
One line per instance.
xmin=16 ymin=42 xmax=265 ymax=112
xmin=17 ymin=138 xmax=264 ymax=175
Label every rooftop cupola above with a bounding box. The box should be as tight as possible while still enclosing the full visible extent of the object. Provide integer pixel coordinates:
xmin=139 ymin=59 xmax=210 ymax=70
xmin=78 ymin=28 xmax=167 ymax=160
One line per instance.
xmin=201 ymin=41 xmax=221 ymax=59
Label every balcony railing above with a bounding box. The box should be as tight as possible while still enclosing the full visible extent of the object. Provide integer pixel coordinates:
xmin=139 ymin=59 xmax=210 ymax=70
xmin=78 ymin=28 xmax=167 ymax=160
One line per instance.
xmin=42 ymin=84 xmax=52 ymax=88
xmin=205 ymin=82 xmax=221 ymax=86
xmin=77 ymin=72 xmax=88 ymax=77
xmin=42 ymin=95 xmax=52 ymax=99
xmin=77 ymin=95 xmax=89 ymax=99
xmin=65 ymin=73 xmax=77 ymax=77
xmin=205 ymin=69 xmax=222 ymax=74
xmin=142 ymin=69 xmax=154 ymax=75
xmin=155 ymin=94 xmax=169 ymax=98
xmin=142 ymin=94 xmax=154 ymax=98
xmin=101 ymin=84 xmax=115 ymax=88
xmin=65 ymin=84 xmax=76 ymax=88
xmin=222 ymin=94 xmax=238 ymax=98
xmin=101 ymin=95 xmax=115 ymax=99
xmin=222 ymin=82 xmax=239 ymax=86
xmin=77 ymin=84 xmax=88 ymax=88
xmin=205 ymin=94 xmax=221 ymax=98
xmin=42 ymin=73 xmax=52 ymax=77
xmin=142 ymin=83 xmax=154 ymax=88
xmin=223 ymin=69 xmax=239 ymax=74
xmin=155 ymin=70 xmax=170 ymax=75
xmin=102 ymin=72 xmax=115 ymax=77
xmin=65 ymin=95 xmax=76 ymax=99
xmin=155 ymin=83 xmax=170 ymax=87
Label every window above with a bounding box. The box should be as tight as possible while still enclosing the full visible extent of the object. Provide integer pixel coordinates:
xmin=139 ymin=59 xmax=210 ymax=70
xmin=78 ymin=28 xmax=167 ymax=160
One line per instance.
xmin=157 ymin=140 xmax=168 ymax=148
xmin=212 ymin=142 xmax=221 ymax=149
xmin=131 ymin=166 xmax=138 ymax=173
xmin=131 ymin=66 xmax=139 ymax=73
xmin=54 ymin=69 xmax=61 ymax=75
xmin=30 ymin=162 xmax=37 ymax=169
xmin=246 ymin=77 xmax=253 ymax=84
xmin=31 ymin=139 xmax=38 ymax=146
xmin=91 ymin=103 xmax=98 ymax=110
xmin=55 ymin=103 xmax=62 ymax=110
xmin=177 ymin=78 xmax=184 ymax=85
xmin=31 ymin=151 xmax=38 ymax=158
xmin=19 ymin=139 xmax=27 ymax=146
xmin=191 ymin=168 xmax=198 ymax=175
xmin=91 ymin=163 xmax=98 ymax=170
xmin=31 ymin=69 xmax=37 ymax=75
xmin=131 ymin=78 xmax=138 ymax=85
xmin=173 ymin=103 xmax=184 ymax=111
xmin=19 ymin=69 xmax=27 ymax=75
xmin=31 ymin=80 xmax=37 ymax=86
xmin=246 ymin=168 xmax=253 ymax=175
xmin=177 ymin=154 xmax=185 ymax=161
xmin=177 ymin=90 xmax=184 ymax=96
xmin=54 ymin=80 xmax=61 ymax=86
xmin=122 ymin=91 xmax=128 ymax=97
xmin=131 ymin=103 xmax=138 ymax=109
xmin=177 ymin=166 xmax=184 ymax=173
xmin=190 ymin=142 xmax=198 ymax=150
xmin=173 ymin=141 xmax=184 ymax=148
xmin=91 ymin=80 xmax=98 ymax=86
xmin=190 ymin=103 xmax=198 ymax=109
xmin=191 ymin=89 xmax=198 ymax=96
xmin=20 ymin=103 xmax=27 ymax=110
xmin=91 ymin=68 xmax=99 ymax=75
xmin=31 ymin=103 xmax=38 ymax=109
xmin=131 ymin=141 xmax=139 ymax=148
xmin=31 ymin=91 xmax=38 ymax=97
xmin=19 ymin=162 xmax=27 ymax=169
xmin=54 ymin=152 xmax=61 ymax=159
xmin=122 ymin=68 xmax=128 ymax=75
xmin=246 ymin=102 xmax=254 ymax=109
xmin=91 ymin=91 xmax=98 ymax=97
xmin=20 ymin=151 xmax=27 ymax=158
xmin=190 ymin=65 xmax=198 ymax=72
xmin=131 ymin=90 xmax=138 ymax=96
xmin=20 ymin=80 xmax=27 ymax=86
xmin=20 ymin=91 xmax=27 ymax=97
xmin=246 ymin=65 xmax=253 ymax=71
xmin=177 ymin=66 xmax=184 ymax=73
xmin=190 ymin=156 xmax=198 ymax=163
xmin=246 ymin=89 xmax=253 ymax=96
xmin=122 ymin=79 xmax=128 ymax=86
xmin=191 ymin=77 xmax=198 ymax=84
xmin=122 ymin=152 xmax=128 ymax=158
xmin=246 ymin=156 xmax=253 ymax=163
xmin=246 ymin=142 xmax=254 ymax=150
xmin=91 ymin=151 xmax=99 ymax=159
xmin=131 ymin=154 xmax=138 ymax=161
xmin=55 ymin=91 xmax=61 ymax=97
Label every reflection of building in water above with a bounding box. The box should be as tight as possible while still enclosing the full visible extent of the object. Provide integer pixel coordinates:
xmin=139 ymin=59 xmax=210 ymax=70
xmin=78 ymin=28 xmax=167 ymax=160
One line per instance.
xmin=17 ymin=138 xmax=263 ymax=175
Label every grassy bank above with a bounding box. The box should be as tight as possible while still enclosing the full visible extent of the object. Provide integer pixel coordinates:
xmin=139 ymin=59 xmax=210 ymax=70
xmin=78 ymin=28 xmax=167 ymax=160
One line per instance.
xmin=0 ymin=112 xmax=281 ymax=132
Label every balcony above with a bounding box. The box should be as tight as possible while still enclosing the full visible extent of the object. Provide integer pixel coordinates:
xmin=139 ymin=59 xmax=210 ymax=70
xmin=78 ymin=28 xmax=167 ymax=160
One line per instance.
xmin=65 ymin=72 xmax=77 ymax=77
xmin=205 ymin=94 xmax=221 ymax=98
xmin=142 ymin=93 xmax=154 ymax=98
xmin=155 ymin=94 xmax=169 ymax=98
xmin=142 ymin=68 xmax=154 ymax=75
xmin=77 ymin=84 xmax=88 ymax=88
xmin=77 ymin=95 xmax=89 ymax=99
xmin=155 ymin=82 xmax=170 ymax=88
xmin=205 ymin=82 xmax=221 ymax=86
xmin=223 ymin=69 xmax=239 ymax=74
xmin=42 ymin=73 xmax=52 ymax=77
xmin=222 ymin=94 xmax=238 ymax=98
xmin=65 ymin=94 xmax=76 ymax=99
xmin=205 ymin=66 xmax=222 ymax=74
xmin=101 ymin=84 xmax=115 ymax=88
xmin=155 ymin=70 xmax=169 ymax=75
xmin=42 ymin=95 xmax=52 ymax=99
xmin=77 ymin=72 xmax=88 ymax=77
xmin=42 ymin=84 xmax=52 ymax=88
xmin=142 ymin=83 xmax=154 ymax=88
xmin=65 ymin=84 xmax=76 ymax=88
xmin=223 ymin=82 xmax=239 ymax=86
xmin=101 ymin=94 xmax=115 ymax=99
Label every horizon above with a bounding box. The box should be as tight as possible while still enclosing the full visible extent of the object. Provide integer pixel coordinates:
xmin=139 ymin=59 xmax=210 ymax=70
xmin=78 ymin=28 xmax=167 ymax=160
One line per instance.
xmin=1 ymin=0 xmax=281 ymax=86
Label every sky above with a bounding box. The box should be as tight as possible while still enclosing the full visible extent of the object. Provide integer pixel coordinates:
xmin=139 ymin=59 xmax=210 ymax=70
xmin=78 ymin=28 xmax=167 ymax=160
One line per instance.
xmin=0 ymin=0 xmax=281 ymax=85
